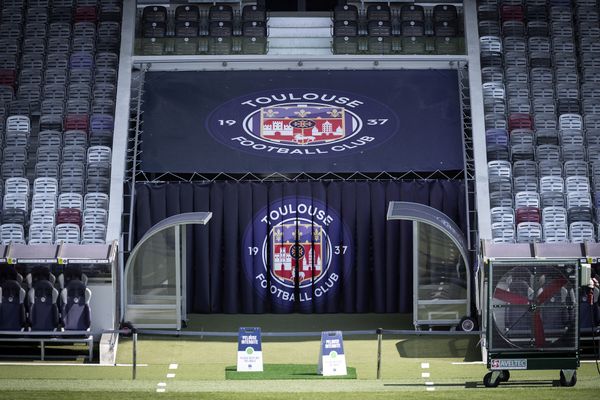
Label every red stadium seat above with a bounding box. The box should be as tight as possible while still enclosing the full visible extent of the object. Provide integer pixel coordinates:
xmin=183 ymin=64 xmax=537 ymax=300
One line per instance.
xmin=500 ymin=5 xmax=525 ymax=22
xmin=509 ymin=113 xmax=534 ymax=132
xmin=516 ymin=206 xmax=541 ymax=224
xmin=64 ymin=114 xmax=90 ymax=133
xmin=56 ymin=208 xmax=82 ymax=227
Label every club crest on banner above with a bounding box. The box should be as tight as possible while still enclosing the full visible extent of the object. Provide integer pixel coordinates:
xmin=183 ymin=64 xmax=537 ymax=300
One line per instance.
xmin=242 ymin=197 xmax=352 ymax=311
xmin=258 ymin=104 xmax=348 ymax=145
xmin=206 ymin=89 xmax=399 ymax=158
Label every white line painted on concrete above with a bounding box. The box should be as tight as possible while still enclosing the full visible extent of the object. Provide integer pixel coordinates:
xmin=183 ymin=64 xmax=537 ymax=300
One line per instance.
xmin=451 ymin=361 xmax=484 ymax=365
xmin=167 ymin=373 xmax=176 ymax=378
xmin=0 ymin=362 xmax=148 ymax=367
xmin=116 ymin=364 xmax=149 ymax=367
xmin=420 ymin=362 xmax=430 ymax=369
xmin=421 ymin=372 xmax=430 ymax=378
xmin=169 ymin=363 xmax=178 ymax=369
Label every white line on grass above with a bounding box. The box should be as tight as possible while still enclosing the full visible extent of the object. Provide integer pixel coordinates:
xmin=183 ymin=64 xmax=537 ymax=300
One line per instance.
xmin=169 ymin=363 xmax=178 ymax=369
xmin=157 ymin=382 xmax=166 ymax=387
xmin=0 ymin=362 xmax=148 ymax=367
xmin=156 ymin=388 xmax=165 ymax=393
xmin=167 ymin=373 xmax=176 ymax=378
xmin=421 ymin=362 xmax=435 ymax=392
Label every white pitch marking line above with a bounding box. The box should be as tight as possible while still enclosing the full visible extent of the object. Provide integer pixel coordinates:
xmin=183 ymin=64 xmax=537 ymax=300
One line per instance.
xmin=426 ymin=387 xmax=436 ymax=391
xmin=169 ymin=363 xmax=178 ymax=369
xmin=167 ymin=373 xmax=176 ymax=378
xmin=422 ymin=372 xmax=430 ymax=378
xmin=452 ymin=361 xmax=484 ymax=365
xmin=425 ymin=382 xmax=434 ymax=386
xmin=0 ymin=362 xmax=148 ymax=367
xmin=421 ymin=362 xmax=430 ymax=369
xmin=157 ymin=382 xmax=166 ymax=387
xmin=156 ymin=388 xmax=166 ymax=393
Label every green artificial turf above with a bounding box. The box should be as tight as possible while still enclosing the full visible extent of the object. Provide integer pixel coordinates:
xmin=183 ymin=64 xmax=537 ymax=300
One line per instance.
xmin=225 ymin=364 xmax=357 ymax=380
xmin=0 ymin=389 xmax=599 ymax=400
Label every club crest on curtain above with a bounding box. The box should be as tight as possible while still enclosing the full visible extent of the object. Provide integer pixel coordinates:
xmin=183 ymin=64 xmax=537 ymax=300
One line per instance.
xmin=242 ymin=196 xmax=353 ymax=312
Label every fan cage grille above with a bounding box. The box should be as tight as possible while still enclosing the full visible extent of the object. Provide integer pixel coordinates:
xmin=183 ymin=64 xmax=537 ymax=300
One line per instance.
xmin=488 ymin=262 xmax=579 ymax=352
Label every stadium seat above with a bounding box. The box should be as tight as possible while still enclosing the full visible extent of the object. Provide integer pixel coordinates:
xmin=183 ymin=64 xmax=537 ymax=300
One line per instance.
xmin=28 ymin=279 xmax=59 ymax=331
xmin=433 ymin=4 xmax=457 ymax=22
xmin=516 ymin=222 xmax=543 ymax=243
xmin=28 ymin=224 xmax=54 ymax=244
xmin=569 ymin=221 xmax=595 ymax=243
xmin=333 ymin=36 xmax=359 ymax=54
xmin=0 ymin=280 xmax=26 ymax=330
xmin=54 ymin=223 xmax=81 ymax=244
xmin=400 ymin=4 xmax=424 ymax=21
xmin=60 ymin=280 xmax=91 ymax=331
xmin=368 ymin=20 xmax=392 ymax=37
xmin=176 ymin=5 xmax=199 ymax=22
xmin=367 ymin=4 xmax=391 ymax=21
xmin=81 ymin=223 xmax=106 ymax=244
xmin=209 ymin=4 xmax=233 ymax=22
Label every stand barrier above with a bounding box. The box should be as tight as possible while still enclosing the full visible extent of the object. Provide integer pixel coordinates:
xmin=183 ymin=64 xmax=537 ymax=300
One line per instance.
xmin=109 ymin=327 xmax=482 ymax=380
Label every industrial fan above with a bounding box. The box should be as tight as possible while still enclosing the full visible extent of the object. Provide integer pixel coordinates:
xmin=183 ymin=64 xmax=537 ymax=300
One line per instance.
xmin=484 ymin=261 xmax=580 ymax=387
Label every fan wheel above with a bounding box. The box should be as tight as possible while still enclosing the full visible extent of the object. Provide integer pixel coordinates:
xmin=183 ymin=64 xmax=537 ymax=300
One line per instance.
xmin=559 ymin=370 xmax=577 ymax=387
xmin=499 ymin=370 xmax=510 ymax=382
xmin=458 ymin=316 xmax=476 ymax=332
xmin=483 ymin=372 xmax=500 ymax=388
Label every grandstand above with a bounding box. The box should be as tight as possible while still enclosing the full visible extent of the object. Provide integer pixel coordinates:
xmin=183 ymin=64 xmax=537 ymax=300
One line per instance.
xmin=0 ymin=0 xmax=598 ymax=398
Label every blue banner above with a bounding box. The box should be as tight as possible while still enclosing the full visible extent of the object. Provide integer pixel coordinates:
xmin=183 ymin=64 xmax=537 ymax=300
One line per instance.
xmin=141 ymin=70 xmax=463 ymax=174
xmin=134 ymin=180 xmax=468 ymax=313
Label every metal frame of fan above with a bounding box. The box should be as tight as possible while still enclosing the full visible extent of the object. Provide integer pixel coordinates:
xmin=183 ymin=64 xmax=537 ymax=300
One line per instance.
xmin=484 ymin=260 xmax=580 ymax=388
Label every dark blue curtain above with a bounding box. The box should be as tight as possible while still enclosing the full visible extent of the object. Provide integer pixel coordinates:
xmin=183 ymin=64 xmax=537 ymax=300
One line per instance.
xmin=133 ymin=180 xmax=466 ymax=313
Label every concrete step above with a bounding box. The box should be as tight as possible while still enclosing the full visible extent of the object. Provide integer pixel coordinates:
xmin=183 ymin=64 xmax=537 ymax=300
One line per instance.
xmin=268 ymin=16 xmax=332 ymax=29
xmin=268 ymin=26 xmax=332 ymax=38
xmin=267 ymin=47 xmax=333 ymax=55
xmin=269 ymin=37 xmax=332 ymax=48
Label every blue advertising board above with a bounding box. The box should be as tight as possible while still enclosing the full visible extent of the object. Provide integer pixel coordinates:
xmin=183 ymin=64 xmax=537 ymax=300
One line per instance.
xmin=141 ymin=70 xmax=463 ymax=174
xmin=237 ymin=327 xmax=263 ymax=371
xmin=318 ymin=331 xmax=347 ymax=376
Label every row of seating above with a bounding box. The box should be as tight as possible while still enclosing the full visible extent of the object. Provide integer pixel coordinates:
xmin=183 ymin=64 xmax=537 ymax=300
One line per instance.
xmin=480 ymin=0 xmax=600 ymax=243
xmin=332 ymin=2 xmax=463 ymax=54
xmin=140 ymin=4 xmax=267 ymax=38
xmin=334 ymin=2 xmax=460 ymax=24
xmin=137 ymin=36 xmax=267 ymax=56
xmin=0 ymin=173 xmax=109 ymax=244
xmin=333 ymin=3 xmax=461 ymax=37
xmin=0 ymin=265 xmax=91 ymax=332
xmin=137 ymin=3 xmax=267 ymax=55
xmin=333 ymin=35 xmax=463 ymax=55
xmin=0 ymin=0 xmax=120 ymax=247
